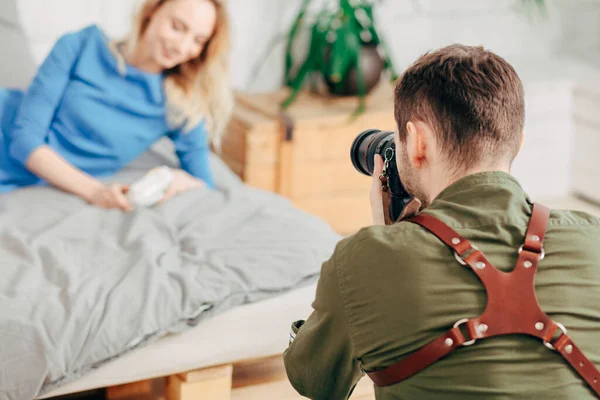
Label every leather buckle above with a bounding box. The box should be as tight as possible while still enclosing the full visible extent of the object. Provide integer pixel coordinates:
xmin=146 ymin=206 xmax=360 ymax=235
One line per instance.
xmin=454 ymin=244 xmax=479 ymax=266
xmin=453 ymin=319 xmax=476 ymax=346
xmin=544 ymin=322 xmax=568 ymax=351
xmin=518 ymin=244 xmax=545 ymax=260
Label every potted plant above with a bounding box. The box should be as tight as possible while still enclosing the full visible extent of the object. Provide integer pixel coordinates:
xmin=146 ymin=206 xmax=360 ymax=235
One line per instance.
xmin=282 ymin=0 xmax=398 ymax=115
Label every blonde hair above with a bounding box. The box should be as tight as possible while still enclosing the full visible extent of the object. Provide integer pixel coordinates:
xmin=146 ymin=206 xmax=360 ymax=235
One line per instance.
xmin=113 ymin=0 xmax=233 ymax=148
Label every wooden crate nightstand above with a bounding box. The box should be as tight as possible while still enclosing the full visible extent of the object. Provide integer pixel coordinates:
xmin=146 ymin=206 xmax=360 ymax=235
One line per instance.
xmin=219 ymin=84 xmax=397 ymax=235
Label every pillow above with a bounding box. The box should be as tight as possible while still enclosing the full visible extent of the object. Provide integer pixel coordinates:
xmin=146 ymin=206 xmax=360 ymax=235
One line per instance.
xmin=15 ymin=0 xmax=142 ymax=66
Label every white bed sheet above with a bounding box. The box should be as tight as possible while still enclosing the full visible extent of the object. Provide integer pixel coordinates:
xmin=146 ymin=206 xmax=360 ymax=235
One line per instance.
xmin=38 ymin=282 xmax=317 ymax=398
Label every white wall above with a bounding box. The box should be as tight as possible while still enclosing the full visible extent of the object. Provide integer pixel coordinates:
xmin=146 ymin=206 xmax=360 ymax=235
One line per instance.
xmin=232 ymin=0 xmax=594 ymax=93
xmin=556 ymin=0 xmax=600 ymax=66
xmin=0 ymin=1 xmax=36 ymax=88
xmin=2 ymin=0 xmax=593 ymax=91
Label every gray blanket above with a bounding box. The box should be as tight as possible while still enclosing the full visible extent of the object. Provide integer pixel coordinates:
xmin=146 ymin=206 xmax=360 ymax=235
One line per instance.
xmin=0 ymin=140 xmax=341 ymax=400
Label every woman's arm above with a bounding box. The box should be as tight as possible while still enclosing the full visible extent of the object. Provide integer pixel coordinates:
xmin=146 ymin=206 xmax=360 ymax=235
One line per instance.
xmin=8 ymin=28 xmax=88 ymax=166
xmin=27 ymin=146 xmax=132 ymax=210
xmin=8 ymin=27 xmax=132 ymax=209
xmin=169 ymin=119 xmax=216 ymax=189
xmin=27 ymin=146 xmax=102 ymax=200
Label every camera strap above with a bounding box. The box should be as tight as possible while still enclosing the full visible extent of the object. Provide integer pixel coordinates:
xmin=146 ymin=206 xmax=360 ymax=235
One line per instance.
xmin=366 ymin=203 xmax=600 ymax=397
xmin=379 ymin=173 xmax=393 ymax=226
xmin=379 ymin=152 xmax=395 ymax=225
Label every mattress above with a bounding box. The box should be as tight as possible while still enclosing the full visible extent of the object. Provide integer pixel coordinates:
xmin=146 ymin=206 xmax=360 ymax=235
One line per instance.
xmin=38 ymin=282 xmax=317 ymax=398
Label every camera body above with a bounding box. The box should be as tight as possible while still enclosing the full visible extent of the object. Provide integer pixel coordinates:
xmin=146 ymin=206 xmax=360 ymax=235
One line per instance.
xmin=350 ymin=129 xmax=412 ymax=223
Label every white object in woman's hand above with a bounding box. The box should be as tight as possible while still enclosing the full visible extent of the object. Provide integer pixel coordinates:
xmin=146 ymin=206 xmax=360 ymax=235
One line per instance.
xmin=88 ymin=183 xmax=134 ymax=211
xmin=160 ymin=169 xmax=205 ymax=203
xmin=127 ymin=166 xmax=174 ymax=207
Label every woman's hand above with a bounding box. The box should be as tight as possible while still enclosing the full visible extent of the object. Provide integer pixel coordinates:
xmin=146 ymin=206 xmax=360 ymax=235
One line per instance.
xmin=161 ymin=169 xmax=205 ymax=203
xmin=87 ymin=183 xmax=134 ymax=211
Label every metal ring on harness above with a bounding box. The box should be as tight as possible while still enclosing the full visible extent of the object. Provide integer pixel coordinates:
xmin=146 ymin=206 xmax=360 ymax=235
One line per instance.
xmin=453 ymin=318 xmax=476 ymax=346
xmin=543 ymin=322 xmax=568 ymax=351
xmin=453 ymin=244 xmax=479 ymax=266
xmin=518 ymin=244 xmax=545 ymax=260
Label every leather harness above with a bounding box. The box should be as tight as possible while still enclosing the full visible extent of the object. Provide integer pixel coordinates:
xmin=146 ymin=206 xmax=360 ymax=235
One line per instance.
xmin=367 ymin=203 xmax=600 ymax=397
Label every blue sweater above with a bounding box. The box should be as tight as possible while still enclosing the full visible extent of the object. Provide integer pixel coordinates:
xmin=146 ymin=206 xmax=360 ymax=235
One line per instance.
xmin=0 ymin=24 xmax=214 ymax=193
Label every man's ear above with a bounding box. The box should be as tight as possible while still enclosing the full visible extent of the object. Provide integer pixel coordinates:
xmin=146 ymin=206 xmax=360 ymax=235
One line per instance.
xmin=406 ymin=121 xmax=428 ymax=168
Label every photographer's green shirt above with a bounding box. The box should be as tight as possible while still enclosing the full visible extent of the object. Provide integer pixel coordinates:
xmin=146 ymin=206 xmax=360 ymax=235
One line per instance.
xmin=283 ymin=171 xmax=600 ymax=400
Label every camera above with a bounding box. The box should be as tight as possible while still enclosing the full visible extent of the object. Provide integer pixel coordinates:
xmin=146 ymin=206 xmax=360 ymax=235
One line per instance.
xmin=350 ymin=129 xmax=412 ymax=223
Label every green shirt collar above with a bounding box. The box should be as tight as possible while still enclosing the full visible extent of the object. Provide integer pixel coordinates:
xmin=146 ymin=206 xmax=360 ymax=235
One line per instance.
xmin=428 ymin=171 xmax=531 ymax=210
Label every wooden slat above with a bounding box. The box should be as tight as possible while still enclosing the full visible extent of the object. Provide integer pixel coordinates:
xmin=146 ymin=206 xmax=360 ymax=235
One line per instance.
xmin=244 ymin=164 xmax=278 ymax=192
xmin=245 ymin=127 xmax=280 ymax=164
xmin=221 ymin=111 xmax=280 ymax=165
xmin=219 ymin=119 xmax=248 ymax=163
xmin=288 ymin=160 xmax=371 ymax=197
xmin=282 ymin=113 xmax=396 ymax=162
xmin=232 ymin=355 xmax=288 ymax=389
xmin=179 ymin=364 xmax=234 ymax=383
xmin=218 ymin=152 xmax=244 ymax=177
xmin=105 ymin=380 xmax=153 ymax=399
xmin=230 ymin=98 xmax=275 ymax=126
xmin=319 ymin=115 xmax=396 ymax=160
xmin=167 ymin=364 xmax=233 ymax=400
xmin=277 ymin=140 xmax=294 ymax=197
xmin=235 ymin=83 xmax=396 ymax=123
xmin=294 ymin=193 xmax=373 ymax=235
xmin=217 ymin=153 xmax=278 ymax=192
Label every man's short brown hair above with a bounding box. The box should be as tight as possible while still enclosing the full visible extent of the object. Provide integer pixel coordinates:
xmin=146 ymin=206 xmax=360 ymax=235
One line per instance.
xmin=394 ymin=44 xmax=525 ymax=172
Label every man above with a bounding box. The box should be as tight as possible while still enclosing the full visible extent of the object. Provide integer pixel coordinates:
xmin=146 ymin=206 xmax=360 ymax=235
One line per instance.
xmin=282 ymin=44 xmax=600 ymax=399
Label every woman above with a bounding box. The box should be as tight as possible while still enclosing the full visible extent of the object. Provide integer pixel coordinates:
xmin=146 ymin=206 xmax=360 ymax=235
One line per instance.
xmin=0 ymin=0 xmax=233 ymax=210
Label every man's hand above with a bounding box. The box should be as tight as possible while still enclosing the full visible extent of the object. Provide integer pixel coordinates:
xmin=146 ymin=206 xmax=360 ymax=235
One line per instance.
xmin=88 ymin=183 xmax=134 ymax=211
xmin=370 ymin=154 xmax=386 ymax=226
xmin=160 ymin=169 xmax=205 ymax=203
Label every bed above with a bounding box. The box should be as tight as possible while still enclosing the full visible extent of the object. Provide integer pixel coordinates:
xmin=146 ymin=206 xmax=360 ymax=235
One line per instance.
xmin=0 ymin=137 xmax=339 ymax=400
xmin=37 ymin=281 xmax=317 ymax=399
xmin=0 ymin=2 xmax=343 ymax=398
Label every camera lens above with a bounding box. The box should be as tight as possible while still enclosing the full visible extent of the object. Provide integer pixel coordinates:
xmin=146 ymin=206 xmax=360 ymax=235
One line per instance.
xmin=350 ymin=128 xmax=412 ymax=223
xmin=350 ymin=129 xmax=379 ymax=175
xmin=350 ymin=129 xmax=395 ymax=176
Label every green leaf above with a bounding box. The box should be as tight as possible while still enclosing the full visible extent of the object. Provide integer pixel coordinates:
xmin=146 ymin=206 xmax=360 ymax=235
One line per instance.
xmin=343 ymin=25 xmax=366 ymax=117
xmin=329 ymin=24 xmax=354 ymax=91
xmin=312 ymin=12 xmax=333 ymax=75
xmin=281 ymin=56 xmax=314 ymax=109
xmin=339 ymin=0 xmax=354 ymax=15
xmin=535 ymin=0 xmax=547 ymax=17
xmin=282 ymin=18 xmax=325 ymax=108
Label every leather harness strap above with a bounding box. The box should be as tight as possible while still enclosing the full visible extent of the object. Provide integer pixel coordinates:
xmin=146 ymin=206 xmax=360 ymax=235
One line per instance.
xmin=367 ymin=203 xmax=600 ymax=397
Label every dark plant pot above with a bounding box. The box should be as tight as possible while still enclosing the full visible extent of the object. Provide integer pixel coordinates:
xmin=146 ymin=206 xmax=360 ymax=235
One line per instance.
xmin=323 ymin=43 xmax=385 ymax=97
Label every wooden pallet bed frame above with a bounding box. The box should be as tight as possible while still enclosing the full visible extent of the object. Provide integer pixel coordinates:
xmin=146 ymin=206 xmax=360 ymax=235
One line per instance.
xmin=103 ymin=354 xmax=287 ymax=400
